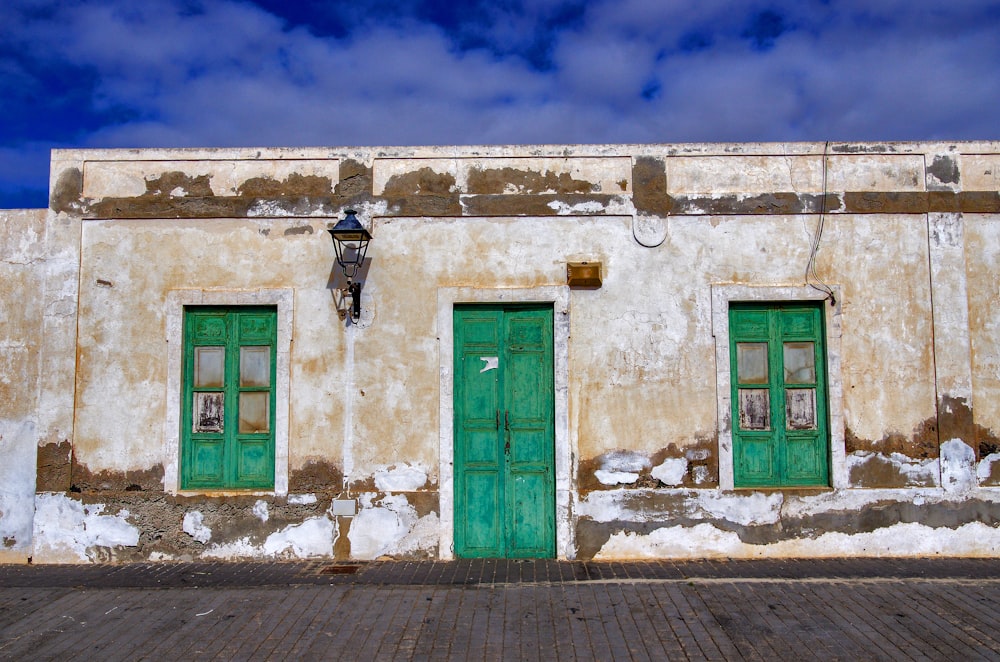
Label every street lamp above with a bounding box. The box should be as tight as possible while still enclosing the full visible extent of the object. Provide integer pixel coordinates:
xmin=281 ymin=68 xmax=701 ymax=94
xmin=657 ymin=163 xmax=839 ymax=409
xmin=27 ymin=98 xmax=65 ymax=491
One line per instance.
xmin=327 ymin=210 xmax=371 ymax=322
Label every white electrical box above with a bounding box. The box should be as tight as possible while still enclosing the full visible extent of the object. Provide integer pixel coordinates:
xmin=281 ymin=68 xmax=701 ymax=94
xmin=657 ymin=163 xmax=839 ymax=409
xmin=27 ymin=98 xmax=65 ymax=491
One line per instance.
xmin=331 ymin=499 xmax=356 ymax=516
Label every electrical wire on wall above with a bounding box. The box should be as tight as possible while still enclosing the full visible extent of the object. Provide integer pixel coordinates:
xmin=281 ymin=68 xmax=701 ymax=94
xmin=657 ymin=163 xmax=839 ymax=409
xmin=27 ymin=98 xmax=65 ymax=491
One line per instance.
xmin=805 ymin=141 xmax=837 ymax=305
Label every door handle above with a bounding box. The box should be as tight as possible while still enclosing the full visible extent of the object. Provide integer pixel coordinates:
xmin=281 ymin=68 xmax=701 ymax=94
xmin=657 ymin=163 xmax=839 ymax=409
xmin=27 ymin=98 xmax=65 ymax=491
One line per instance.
xmin=504 ymin=410 xmax=511 ymax=454
xmin=496 ymin=409 xmax=500 ymax=430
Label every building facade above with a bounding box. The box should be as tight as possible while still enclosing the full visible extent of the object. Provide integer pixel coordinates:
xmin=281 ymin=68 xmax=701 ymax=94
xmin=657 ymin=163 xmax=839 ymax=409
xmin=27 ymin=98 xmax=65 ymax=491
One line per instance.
xmin=2 ymin=142 xmax=999 ymax=563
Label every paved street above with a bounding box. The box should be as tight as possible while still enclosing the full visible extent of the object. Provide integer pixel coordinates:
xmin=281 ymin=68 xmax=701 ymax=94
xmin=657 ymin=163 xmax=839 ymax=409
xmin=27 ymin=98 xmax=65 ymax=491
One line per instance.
xmin=1 ymin=558 xmax=998 ymax=660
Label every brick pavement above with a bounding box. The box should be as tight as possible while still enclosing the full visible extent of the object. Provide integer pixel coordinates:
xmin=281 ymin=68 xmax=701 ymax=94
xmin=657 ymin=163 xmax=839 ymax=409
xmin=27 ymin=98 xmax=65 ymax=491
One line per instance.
xmin=1 ymin=559 xmax=998 ymax=660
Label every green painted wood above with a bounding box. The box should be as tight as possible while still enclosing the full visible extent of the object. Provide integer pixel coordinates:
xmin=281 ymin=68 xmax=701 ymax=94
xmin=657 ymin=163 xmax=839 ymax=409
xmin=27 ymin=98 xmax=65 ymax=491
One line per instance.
xmin=453 ymin=305 xmax=555 ymax=558
xmin=182 ymin=307 xmax=277 ymax=490
xmin=454 ymin=307 xmax=503 ymax=555
xmin=504 ymin=309 xmax=555 ymax=557
xmin=730 ymin=302 xmax=829 ymax=488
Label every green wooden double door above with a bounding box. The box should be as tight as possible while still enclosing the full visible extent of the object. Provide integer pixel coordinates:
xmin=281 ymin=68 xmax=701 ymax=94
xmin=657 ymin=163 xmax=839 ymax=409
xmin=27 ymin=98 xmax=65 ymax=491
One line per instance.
xmin=453 ymin=304 xmax=555 ymax=558
xmin=730 ymin=302 xmax=830 ymax=488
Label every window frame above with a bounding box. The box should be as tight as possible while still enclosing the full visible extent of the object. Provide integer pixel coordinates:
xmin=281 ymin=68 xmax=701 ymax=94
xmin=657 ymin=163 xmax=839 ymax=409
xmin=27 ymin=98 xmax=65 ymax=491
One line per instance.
xmin=711 ymin=284 xmax=846 ymax=491
xmin=181 ymin=306 xmax=278 ymax=490
xmin=729 ymin=302 xmax=829 ymax=487
xmin=163 ymin=290 xmax=292 ymax=495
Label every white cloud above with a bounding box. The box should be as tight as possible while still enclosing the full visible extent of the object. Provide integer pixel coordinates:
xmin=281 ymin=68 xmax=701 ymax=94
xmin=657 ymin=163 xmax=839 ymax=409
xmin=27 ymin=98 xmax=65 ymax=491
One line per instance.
xmin=1 ymin=0 xmax=998 ymax=205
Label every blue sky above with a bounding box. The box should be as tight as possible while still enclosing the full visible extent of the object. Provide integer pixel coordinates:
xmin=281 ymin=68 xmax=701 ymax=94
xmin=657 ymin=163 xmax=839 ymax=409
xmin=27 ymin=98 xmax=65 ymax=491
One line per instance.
xmin=2 ymin=0 xmax=999 ymax=208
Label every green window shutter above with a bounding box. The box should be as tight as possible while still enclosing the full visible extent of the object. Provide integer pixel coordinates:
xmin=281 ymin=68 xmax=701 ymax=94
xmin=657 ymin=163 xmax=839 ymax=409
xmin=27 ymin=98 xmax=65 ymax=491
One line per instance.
xmin=730 ymin=302 xmax=829 ymax=488
xmin=182 ymin=307 xmax=277 ymax=490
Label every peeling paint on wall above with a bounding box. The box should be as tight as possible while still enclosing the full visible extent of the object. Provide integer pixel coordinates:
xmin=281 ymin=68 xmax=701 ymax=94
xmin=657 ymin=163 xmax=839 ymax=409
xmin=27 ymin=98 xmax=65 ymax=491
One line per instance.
xmin=595 ymin=470 xmax=639 ymax=486
xmin=846 ymin=451 xmax=939 ymax=488
xmin=576 ymin=487 xmax=1000 ymax=559
xmin=261 ymin=517 xmax=336 ymax=558
xmin=978 ymin=454 xmax=1000 ymax=484
xmin=590 ymin=451 xmax=650 ymax=486
xmin=202 ymin=516 xmax=336 ymax=560
xmin=374 ymin=464 xmax=429 ymax=492
xmin=0 ymin=421 xmax=37 ymax=559
xmin=651 ymin=458 xmax=688 ymax=486
xmin=594 ymin=521 xmax=1000 ymax=559
xmin=581 ymin=442 xmax=718 ymax=491
xmin=941 ymin=439 xmax=977 ymax=493
xmin=32 ymin=493 xmax=140 ymax=563
xmin=182 ymin=511 xmax=211 ymax=544
xmin=348 ymin=493 xmax=439 ymax=559
xmin=578 ymin=489 xmax=784 ymax=528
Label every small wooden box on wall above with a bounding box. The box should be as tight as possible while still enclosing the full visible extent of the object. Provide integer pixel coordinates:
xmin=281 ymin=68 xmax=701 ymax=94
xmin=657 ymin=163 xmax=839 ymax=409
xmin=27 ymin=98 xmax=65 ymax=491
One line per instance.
xmin=566 ymin=261 xmax=602 ymax=288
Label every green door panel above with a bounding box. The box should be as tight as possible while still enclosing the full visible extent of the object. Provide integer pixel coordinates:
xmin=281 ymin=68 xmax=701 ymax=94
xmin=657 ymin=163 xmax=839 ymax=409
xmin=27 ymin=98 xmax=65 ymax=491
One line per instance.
xmin=784 ymin=435 xmax=826 ymax=482
xmin=509 ymin=472 xmax=550 ymax=556
xmin=454 ymin=307 xmax=504 ymax=557
xmin=780 ymin=308 xmax=819 ymax=337
xmin=238 ymin=313 xmax=275 ymax=341
xmin=235 ymin=438 xmax=271 ymax=483
xmin=731 ymin=308 xmax=769 ymax=338
xmin=461 ymin=471 xmax=502 ymax=553
xmin=454 ymin=305 xmax=555 ymax=558
xmin=190 ymin=438 xmax=225 ymax=485
xmin=730 ymin=303 xmax=829 ymax=488
xmin=735 ymin=434 xmax=777 ymax=486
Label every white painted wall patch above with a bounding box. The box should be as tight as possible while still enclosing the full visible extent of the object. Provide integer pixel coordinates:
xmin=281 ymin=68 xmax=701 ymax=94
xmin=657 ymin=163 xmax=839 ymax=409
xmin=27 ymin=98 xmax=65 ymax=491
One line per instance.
xmin=182 ymin=511 xmax=212 ymax=544
xmin=941 ymin=439 xmax=977 ymax=493
xmin=651 ymin=458 xmax=688 ymax=486
xmin=595 ymin=470 xmax=640 ymax=485
xmin=202 ymin=516 xmax=335 ymax=560
xmin=262 ymin=517 xmax=335 ymax=558
xmin=32 ymin=494 xmax=140 ymax=563
xmin=374 ymin=464 xmax=429 ymax=492
xmin=348 ymin=493 xmax=438 ymax=559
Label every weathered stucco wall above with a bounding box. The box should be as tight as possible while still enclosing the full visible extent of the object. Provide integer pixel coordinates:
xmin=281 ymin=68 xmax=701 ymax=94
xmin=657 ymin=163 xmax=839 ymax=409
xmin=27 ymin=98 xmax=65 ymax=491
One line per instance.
xmin=9 ymin=142 xmax=1000 ymax=562
xmin=826 ymin=215 xmax=939 ymax=487
xmin=967 ymin=214 xmax=1000 ymax=484
xmin=0 ymin=209 xmax=46 ymax=561
xmin=73 ymin=217 xmax=345 ymax=484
